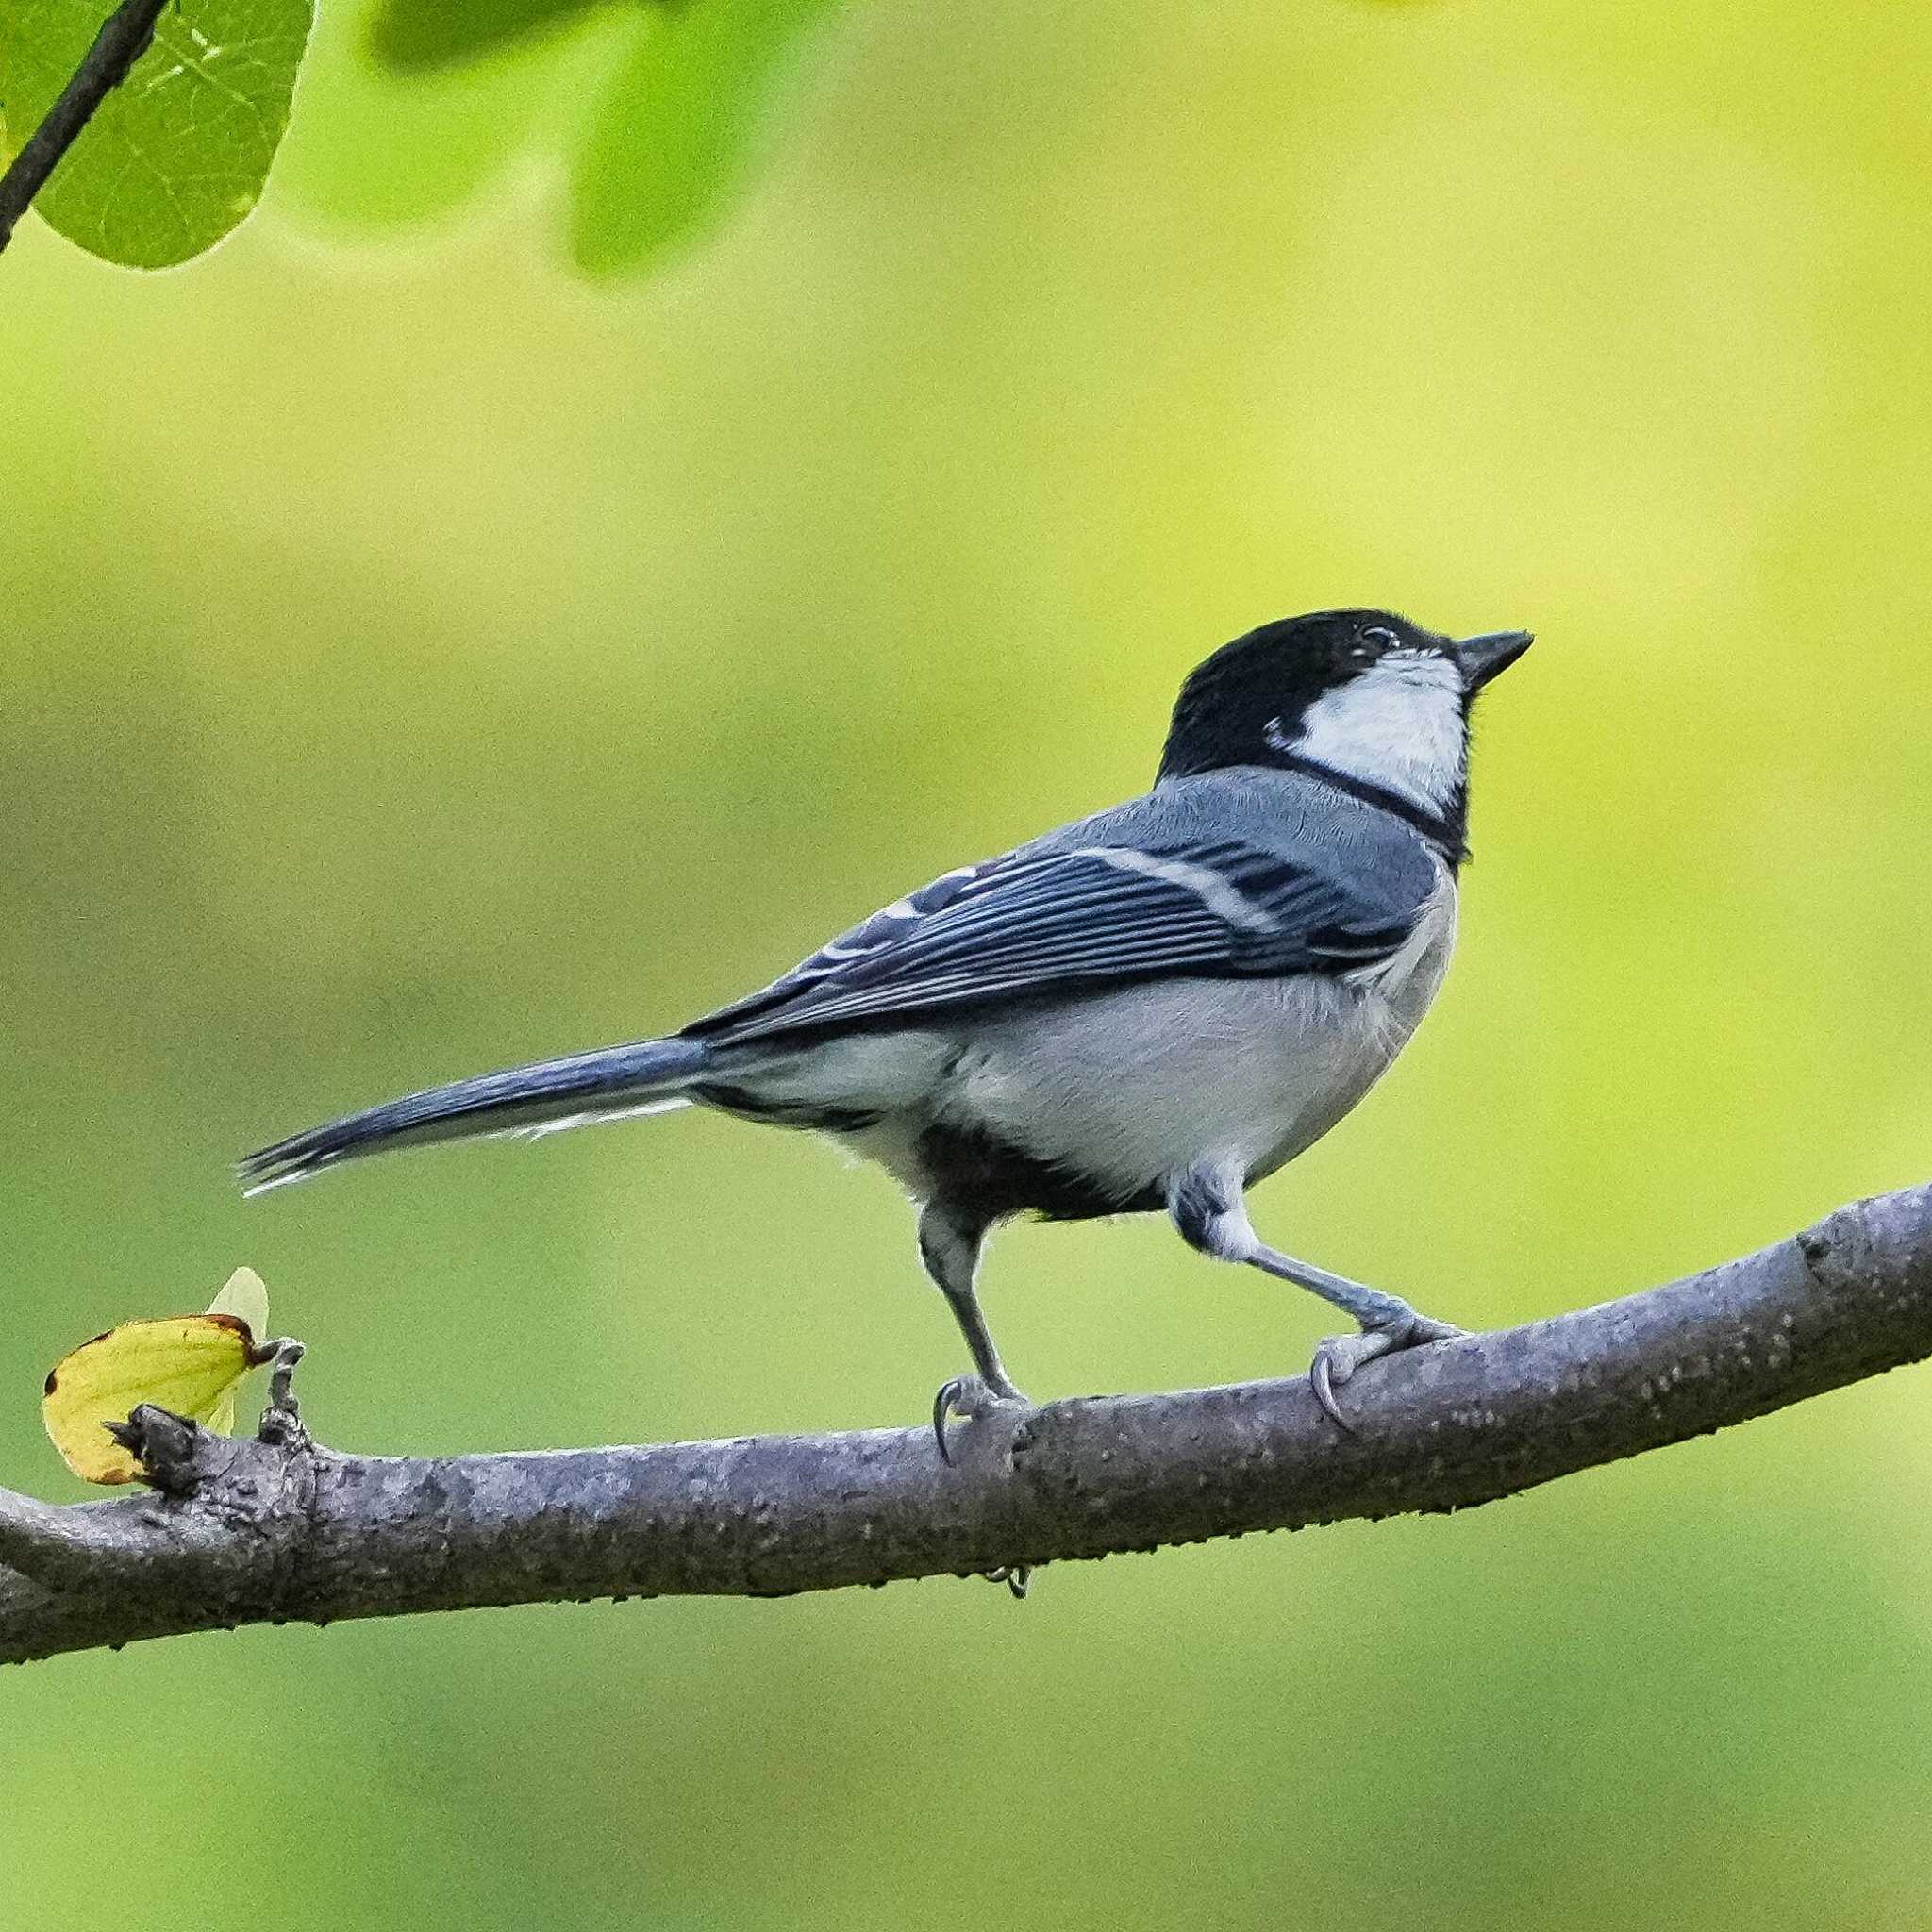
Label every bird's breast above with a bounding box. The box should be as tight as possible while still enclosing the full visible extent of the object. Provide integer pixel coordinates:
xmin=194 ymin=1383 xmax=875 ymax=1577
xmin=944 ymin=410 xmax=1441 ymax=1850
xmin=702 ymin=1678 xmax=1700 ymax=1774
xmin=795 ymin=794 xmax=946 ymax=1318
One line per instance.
xmin=927 ymin=874 xmax=1457 ymax=1208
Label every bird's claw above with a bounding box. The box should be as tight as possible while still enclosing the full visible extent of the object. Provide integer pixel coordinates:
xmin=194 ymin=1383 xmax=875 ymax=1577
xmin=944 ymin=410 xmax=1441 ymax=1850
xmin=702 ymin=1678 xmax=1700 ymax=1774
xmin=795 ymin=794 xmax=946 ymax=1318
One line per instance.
xmin=1308 ymin=1314 xmax=1466 ymax=1431
xmin=931 ymin=1372 xmax=1029 ymax=1466
xmin=931 ymin=1374 xmax=1034 ymax=1597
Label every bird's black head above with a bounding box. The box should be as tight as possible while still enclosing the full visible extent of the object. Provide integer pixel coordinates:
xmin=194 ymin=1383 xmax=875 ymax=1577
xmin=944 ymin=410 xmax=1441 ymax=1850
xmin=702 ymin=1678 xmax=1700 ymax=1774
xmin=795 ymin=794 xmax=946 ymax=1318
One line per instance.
xmin=1157 ymin=608 xmax=1532 ymax=857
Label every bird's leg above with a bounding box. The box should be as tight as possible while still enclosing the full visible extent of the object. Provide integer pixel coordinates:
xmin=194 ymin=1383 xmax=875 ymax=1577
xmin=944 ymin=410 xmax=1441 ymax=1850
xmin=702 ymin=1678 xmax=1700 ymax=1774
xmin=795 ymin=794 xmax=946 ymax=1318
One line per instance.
xmin=918 ymin=1207 xmax=1029 ymax=1460
xmin=1168 ymin=1161 xmax=1465 ymax=1430
xmin=1245 ymin=1248 xmax=1464 ymax=1430
xmin=917 ymin=1207 xmax=1032 ymax=1595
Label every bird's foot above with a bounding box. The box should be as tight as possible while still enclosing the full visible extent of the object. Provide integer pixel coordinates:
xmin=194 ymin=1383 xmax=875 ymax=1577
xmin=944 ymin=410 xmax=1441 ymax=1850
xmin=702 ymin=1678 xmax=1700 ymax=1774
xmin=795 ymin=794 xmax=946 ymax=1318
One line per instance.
xmin=931 ymin=1373 xmax=1034 ymax=1598
xmin=1309 ymin=1311 xmax=1464 ymax=1432
xmin=931 ymin=1371 xmax=1031 ymax=1467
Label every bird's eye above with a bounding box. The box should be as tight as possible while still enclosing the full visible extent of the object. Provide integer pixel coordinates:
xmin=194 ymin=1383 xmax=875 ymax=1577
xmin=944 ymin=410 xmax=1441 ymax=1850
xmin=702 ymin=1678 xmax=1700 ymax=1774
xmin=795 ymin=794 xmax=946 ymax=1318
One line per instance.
xmin=1360 ymin=625 xmax=1398 ymax=649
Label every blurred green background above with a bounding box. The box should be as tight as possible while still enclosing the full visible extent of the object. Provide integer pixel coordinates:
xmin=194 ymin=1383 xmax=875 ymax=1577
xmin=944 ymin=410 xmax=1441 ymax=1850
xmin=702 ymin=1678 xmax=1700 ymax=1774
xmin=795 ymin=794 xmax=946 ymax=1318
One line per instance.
xmin=8 ymin=0 xmax=1932 ymax=1924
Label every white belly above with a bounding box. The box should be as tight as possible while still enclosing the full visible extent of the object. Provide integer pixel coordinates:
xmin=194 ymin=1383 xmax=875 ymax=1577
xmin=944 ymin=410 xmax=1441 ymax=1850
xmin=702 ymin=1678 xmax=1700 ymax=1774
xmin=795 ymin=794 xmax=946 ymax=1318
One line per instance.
xmin=926 ymin=871 xmax=1457 ymax=1197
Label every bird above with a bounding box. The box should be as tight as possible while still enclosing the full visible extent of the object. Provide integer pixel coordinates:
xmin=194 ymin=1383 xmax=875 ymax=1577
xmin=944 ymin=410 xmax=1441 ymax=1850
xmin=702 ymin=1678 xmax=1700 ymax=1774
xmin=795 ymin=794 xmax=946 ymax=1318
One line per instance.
xmin=241 ymin=608 xmax=1531 ymax=1455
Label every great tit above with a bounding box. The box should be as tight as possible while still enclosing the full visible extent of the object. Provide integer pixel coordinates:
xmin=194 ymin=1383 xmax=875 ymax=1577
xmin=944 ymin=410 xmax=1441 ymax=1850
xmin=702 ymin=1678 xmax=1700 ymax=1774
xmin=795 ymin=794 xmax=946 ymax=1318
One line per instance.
xmin=242 ymin=609 xmax=1531 ymax=1445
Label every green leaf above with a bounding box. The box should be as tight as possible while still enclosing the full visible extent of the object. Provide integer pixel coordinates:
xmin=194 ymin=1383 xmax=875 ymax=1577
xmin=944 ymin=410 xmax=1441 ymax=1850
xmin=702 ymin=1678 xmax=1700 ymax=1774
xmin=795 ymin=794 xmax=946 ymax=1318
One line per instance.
xmin=0 ymin=0 xmax=313 ymax=268
xmin=570 ymin=0 xmax=841 ymax=276
xmin=367 ymin=0 xmax=616 ymax=75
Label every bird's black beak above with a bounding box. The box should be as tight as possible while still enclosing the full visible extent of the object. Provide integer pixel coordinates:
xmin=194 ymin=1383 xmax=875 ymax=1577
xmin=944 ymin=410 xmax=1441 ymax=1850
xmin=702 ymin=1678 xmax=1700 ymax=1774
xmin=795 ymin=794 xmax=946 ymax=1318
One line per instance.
xmin=1455 ymin=629 xmax=1534 ymax=691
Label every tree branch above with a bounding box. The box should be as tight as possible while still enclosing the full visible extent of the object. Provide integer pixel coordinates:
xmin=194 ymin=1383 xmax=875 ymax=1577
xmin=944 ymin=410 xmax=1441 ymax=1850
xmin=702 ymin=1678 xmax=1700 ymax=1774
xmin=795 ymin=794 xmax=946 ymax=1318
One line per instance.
xmin=0 ymin=0 xmax=171 ymax=257
xmin=5 ymin=1179 xmax=1931 ymax=1667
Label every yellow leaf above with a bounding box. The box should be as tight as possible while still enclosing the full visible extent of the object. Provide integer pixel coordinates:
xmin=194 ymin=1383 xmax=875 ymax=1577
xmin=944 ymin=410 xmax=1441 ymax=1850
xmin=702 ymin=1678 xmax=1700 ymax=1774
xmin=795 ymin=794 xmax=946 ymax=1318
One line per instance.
xmin=42 ymin=1273 xmax=274 ymax=1485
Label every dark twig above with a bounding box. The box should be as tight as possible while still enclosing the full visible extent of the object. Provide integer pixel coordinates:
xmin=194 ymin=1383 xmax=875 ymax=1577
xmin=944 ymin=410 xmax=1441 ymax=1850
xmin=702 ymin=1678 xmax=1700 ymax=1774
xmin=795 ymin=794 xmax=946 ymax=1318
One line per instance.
xmin=3 ymin=1180 xmax=1932 ymax=1666
xmin=0 ymin=0 xmax=171 ymax=256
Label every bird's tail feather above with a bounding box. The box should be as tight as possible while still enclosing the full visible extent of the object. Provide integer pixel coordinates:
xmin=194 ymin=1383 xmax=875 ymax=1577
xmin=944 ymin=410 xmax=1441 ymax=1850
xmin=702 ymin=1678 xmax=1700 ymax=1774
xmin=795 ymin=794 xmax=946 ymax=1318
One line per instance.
xmin=239 ymin=1035 xmax=712 ymax=1195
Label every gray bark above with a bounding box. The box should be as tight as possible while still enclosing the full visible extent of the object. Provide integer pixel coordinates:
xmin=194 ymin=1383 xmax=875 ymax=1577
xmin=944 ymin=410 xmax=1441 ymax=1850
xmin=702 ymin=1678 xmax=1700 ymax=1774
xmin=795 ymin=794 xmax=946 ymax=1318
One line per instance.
xmin=4 ymin=1179 xmax=1929 ymax=1667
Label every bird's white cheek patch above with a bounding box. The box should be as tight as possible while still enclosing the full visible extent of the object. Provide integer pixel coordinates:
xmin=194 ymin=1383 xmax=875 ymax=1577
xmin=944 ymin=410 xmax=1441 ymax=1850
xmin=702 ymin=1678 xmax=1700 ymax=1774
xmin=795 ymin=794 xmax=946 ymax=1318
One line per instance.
xmin=1281 ymin=653 xmax=1466 ymax=815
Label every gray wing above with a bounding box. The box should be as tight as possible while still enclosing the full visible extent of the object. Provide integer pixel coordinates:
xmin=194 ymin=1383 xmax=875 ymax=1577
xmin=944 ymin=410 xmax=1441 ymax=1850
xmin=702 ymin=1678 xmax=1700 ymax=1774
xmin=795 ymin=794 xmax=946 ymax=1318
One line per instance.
xmin=686 ymin=800 xmax=1441 ymax=1044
